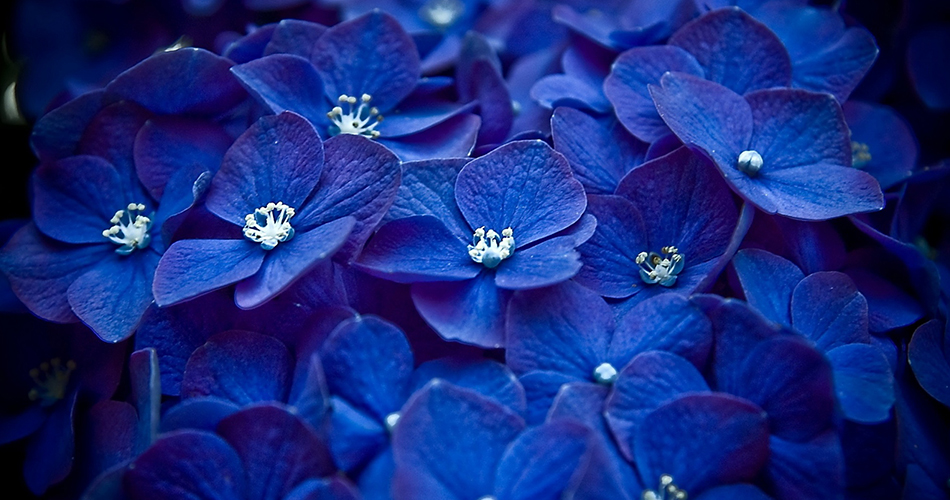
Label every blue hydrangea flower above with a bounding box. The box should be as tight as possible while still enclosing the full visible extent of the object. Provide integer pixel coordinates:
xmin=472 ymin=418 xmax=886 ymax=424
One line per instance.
xmin=153 ymin=111 xmax=401 ymax=309
xmin=650 ymin=72 xmax=884 ymax=220
xmin=356 ymin=140 xmax=589 ymax=347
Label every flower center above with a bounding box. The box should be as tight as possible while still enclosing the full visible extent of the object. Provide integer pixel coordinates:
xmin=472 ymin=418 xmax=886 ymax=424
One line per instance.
xmin=28 ymin=358 xmax=76 ymax=407
xmin=243 ymin=202 xmax=296 ymax=250
xmin=468 ymin=227 xmax=515 ymax=268
xmin=636 ymin=246 xmax=684 ymax=287
xmin=102 ymin=203 xmax=152 ymax=255
xmin=327 ymin=94 xmax=383 ymax=139
xmin=736 ymin=150 xmax=763 ymax=176
xmin=643 ymin=474 xmax=687 ymax=500
xmin=851 ymin=141 xmax=872 ymax=169
xmin=593 ymin=362 xmax=618 ymax=385
xmin=385 ymin=412 xmax=401 ymax=432
xmin=419 ymin=0 xmax=465 ymax=29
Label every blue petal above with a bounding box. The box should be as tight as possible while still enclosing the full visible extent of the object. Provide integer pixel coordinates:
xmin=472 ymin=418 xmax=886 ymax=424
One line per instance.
xmin=264 ymin=19 xmax=328 ymax=58
xmin=409 ymin=358 xmax=527 ymax=417
xmin=287 ymin=352 xmax=331 ymax=431
xmin=285 ymin=477 xmax=361 ymax=500
xmin=33 ymin=155 xmax=124 ymax=245
xmin=827 ymin=344 xmax=894 ymax=423
xmin=231 ymin=55 xmax=330 ymax=130
xmin=790 ymin=271 xmax=869 ymax=351
xmin=634 ymin=393 xmax=770 ymax=494
xmin=575 ymin=195 xmax=649 ymax=299
xmin=765 ymin=432 xmax=844 ymax=500
xmin=908 ymin=320 xmax=950 ymax=407
xmin=67 ymin=251 xmax=159 ymax=343
xmin=411 ymin=273 xmax=509 ymax=348
xmin=216 ymin=404 xmax=335 ymax=500
xmin=731 ymin=248 xmax=803 ymax=326
xmin=31 ymin=89 xmax=103 ymax=163
xmin=493 ymin=235 xmax=583 ymax=290
xmin=206 ymin=112 xmax=325 ymax=226
xmin=133 ymin=116 xmax=232 ymax=200
xmin=610 ymin=294 xmax=713 ymax=370
xmin=24 ymin=390 xmax=77 ymax=495
xmin=391 ymin=381 xmax=525 ymax=500
xmin=235 ymin=217 xmax=355 ymax=309
xmin=355 ymin=216 xmax=479 ymax=283
xmin=378 ymin=113 xmax=480 ymax=161
xmin=125 ymin=430 xmax=245 ymax=500
xmin=158 ymin=397 xmax=240 ymax=433
xmin=181 ymin=331 xmax=292 ymax=406
xmin=326 ymin=396 xmax=388 ymax=472
xmin=152 ymin=239 xmax=264 ymax=307
xmin=129 ymin=348 xmax=160 ymax=454
xmin=311 ymin=11 xmax=420 ymax=112
xmin=551 ymin=108 xmax=647 ymax=194
xmin=455 ymin=140 xmax=586 ymax=247
xmin=792 ymin=26 xmax=877 ymax=102
xmin=384 ymin=158 xmax=470 ymax=237
xmin=518 ymin=371 xmax=577 ymax=425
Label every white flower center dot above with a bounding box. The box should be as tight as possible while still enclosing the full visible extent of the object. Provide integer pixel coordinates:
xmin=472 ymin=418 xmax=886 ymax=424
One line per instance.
xmin=468 ymin=227 xmax=515 ymax=268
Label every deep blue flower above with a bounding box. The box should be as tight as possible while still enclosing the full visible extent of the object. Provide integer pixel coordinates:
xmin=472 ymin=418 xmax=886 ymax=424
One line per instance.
xmin=356 ymin=140 xmax=589 ymax=347
xmin=153 ymin=111 xmax=401 ymax=309
xmin=842 ymin=100 xmax=917 ymax=190
xmin=230 ymin=12 xmax=481 ymax=160
xmin=551 ymin=0 xmax=699 ymax=51
xmin=531 ymin=40 xmax=614 ymax=116
xmin=908 ymin=320 xmax=950 ymax=408
xmin=575 ymin=147 xmax=742 ymax=306
xmin=650 ymin=72 xmax=884 ymax=220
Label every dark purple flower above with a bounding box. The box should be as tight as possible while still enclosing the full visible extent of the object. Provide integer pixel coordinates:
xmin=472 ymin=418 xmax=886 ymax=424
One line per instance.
xmin=843 ymin=100 xmax=917 ymax=190
xmin=650 ymin=72 xmax=883 ymax=220
xmin=153 ymin=111 xmax=400 ymax=309
xmin=356 ymin=140 xmax=589 ymax=347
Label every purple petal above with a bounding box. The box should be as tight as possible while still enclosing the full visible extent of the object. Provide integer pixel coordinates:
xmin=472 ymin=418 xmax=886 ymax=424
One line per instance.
xmin=842 ymin=100 xmax=916 ymax=190
xmin=792 ymin=26 xmax=877 ymax=102
xmin=181 ymin=331 xmax=292 ymax=406
xmin=33 ymin=156 xmax=124 ymax=245
xmin=31 ymin=89 xmax=103 ymax=163
xmin=790 ymin=271 xmax=869 ymax=350
xmin=611 ymin=294 xmax=712 ymax=368
xmin=264 ymin=19 xmax=328 ymax=58
xmin=378 ymin=113 xmax=480 ymax=161
xmin=356 ymin=216 xmax=478 ymax=283
xmin=235 ymin=217 xmax=355 ymax=309
xmin=575 ymin=194 xmax=649 ymax=299
xmin=159 ymin=397 xmax=240 ymax=433
xmin=409 ymin=358 xmax=527 ymax=417
xmin=134 ymin=116 xmax=232 ymax=200
xmin=765 ymin=432 xmax=844 ymax=500
xmin=391 ymin=381 xmax=525 ymax=500
xmin=217 ymin=404 xmax=335 ymax=499
xmin=321 ymin=316 xmax=414 ymax=420
xmin=493 ymin=235 xmax=583 ymax=290
xmin=231 ymin=55 xmax=330 ymax=129
xmin=506 ymin=281 xmax=613 ymax=380
xmin=385 ymin=158 xmax=470 ymax=237
xmin=105 ymin=48 xmax=247 ymax=116
xmin=411 ymin=273 xmax=509 ymax=348
xmin=634 ymin=393 xmax=769 ymax=493
xmin=311 ymin=12 xmax=420 ymax=112
xmin=67 ymin=251 xmax=158 ymax=343
xmin=668 ymin=7 xmax=792 ymax=94
xmin=207 ymin=112 xmax=325 ymax=226
xmin=295 ymin=134 xmax=401 ymax=261
xmin=605 ymin=46 xmax=704 ymax=142
xmin=456 ymin=140 xmax=586 ymax=247
xmin=152 ymin=239 xmax=264 ymax=307
xmin=732 ymin=248 xmax=803 ymax=326
xmin=125 ymin=430 xmax=245 ymax=500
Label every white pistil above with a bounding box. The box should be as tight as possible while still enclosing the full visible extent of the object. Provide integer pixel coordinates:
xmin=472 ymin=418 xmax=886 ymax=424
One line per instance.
xmin=28 ymin=358 xmax=76 ymax=407
xmin=102 ymin=203 xmax=152 ymax=255
xmin=643 ymin=474 xmax=687 ymax=500
xmin=636 ymin=246 xmax=684 ymax=287
xmin=851 ymin=141 xmax=872 ymax=169
xmin=736 ymin=150 xmax=763 ymax=176
xmin=419 ymin=0 xmax=465 ymax=29
xmin=385 ymin=412 xmax=401 ymax=432
xmin=327 ymin=94 xmax=383 ymax=139
xmin=468 ymin=227 xmax=515 ymax=268
xmin=593 ymin=362 xmax=619 ymax=385
xmin=243 ymin=202 xmax=296 ymax=250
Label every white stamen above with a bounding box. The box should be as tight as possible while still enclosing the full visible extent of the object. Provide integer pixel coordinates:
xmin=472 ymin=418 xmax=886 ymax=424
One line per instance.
xmin=593 ymin=362 xmax=618 ymax=385
xmin=327 ymin=94 xmax=383 ymax=139
xmin=468 ymin=226 xmax=515 ymax=268
xmin=851 ymin=141 xmax=872 ymax=169
xmin=28 ymin=358 xmax=76 ymax=407
xmin=635 ymin=246 xmax=684 ymax=287
xmin=385 ymin=412 xmax=401 ymax=432
xmin=102 ymin=203 xmax=152 ymax=255
xmin=643 ymin=474 xmax=687 ymax=500
xmin=736 ymin=150 xmax=763 ymax=176
xmin=243 ymin=202 xmax=296 ymax=250
xmin=420 ymin=0 xmax=465 ymax=28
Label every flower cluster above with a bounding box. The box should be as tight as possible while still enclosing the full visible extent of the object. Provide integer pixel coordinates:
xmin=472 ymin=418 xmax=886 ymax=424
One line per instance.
xmin=1 ymin=0 xmax=949 ymax=499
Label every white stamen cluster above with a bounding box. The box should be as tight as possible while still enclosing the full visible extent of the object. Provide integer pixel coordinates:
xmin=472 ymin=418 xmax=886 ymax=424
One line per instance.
xmin=636 ymin=246 xmax=684 ymax=287
xmin=468 ymin=227 xmax=515 ymax=268
xmin=736 ymin=150 xmax=763 ymax=176
xmin=28 ymin=358 xmax=76 ymax=407
xmin=102 ymin=203 xmax=152 ymax=255
xmin=851 ymin=141 xmax=872 ymax=169
xmin=243 ymin=202 xmax=296 ymax=250
xmin=327 ymin=94 xmax=383 ymax=139
xmin=419 ymin=0 xmax=465 ymax=29
xmin=643 ymin=474 xmax=687 ymax=500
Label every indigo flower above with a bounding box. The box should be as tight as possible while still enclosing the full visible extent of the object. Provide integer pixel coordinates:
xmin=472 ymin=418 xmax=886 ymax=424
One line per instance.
xmin=153 ymin=111 xmax=401 ymax=309
xmin=356 ymin=140 xmax=589 ymax=347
